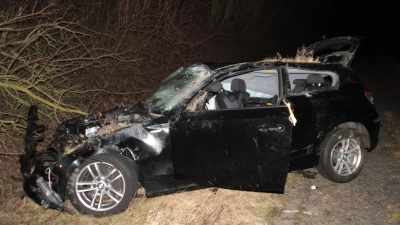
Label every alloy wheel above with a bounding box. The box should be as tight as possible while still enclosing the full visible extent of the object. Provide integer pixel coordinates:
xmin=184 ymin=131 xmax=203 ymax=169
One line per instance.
xmin=75 ymin=161 xmax=126 ymax=211
xmin=330 ymin=138 xmax=362 ymax=176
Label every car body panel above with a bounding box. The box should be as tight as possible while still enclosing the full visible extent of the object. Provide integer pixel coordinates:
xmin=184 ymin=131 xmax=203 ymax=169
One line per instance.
xmin=170 ymin=106 xmax=293 ymax=193
xmin=283 ymin=64 xmax=380 ymax=170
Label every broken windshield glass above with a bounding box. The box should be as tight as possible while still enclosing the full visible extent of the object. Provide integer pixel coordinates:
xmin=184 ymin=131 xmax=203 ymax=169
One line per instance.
xmin=142 ymin=65 xmax=212 ymax=114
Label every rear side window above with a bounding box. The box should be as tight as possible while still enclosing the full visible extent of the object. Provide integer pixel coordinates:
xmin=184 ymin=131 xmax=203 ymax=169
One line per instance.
xmin=286 ymin=68 xmax=338 ymax=94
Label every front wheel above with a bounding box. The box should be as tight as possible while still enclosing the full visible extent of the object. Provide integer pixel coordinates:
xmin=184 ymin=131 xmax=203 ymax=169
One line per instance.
xmin=67 ymin=153 xmax=138 ymax=217
xmin=317 ymin=129 xmax=365 ymax=183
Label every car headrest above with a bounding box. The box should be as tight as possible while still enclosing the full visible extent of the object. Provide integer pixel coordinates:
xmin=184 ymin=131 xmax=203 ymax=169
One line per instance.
xmin=307 ymin=74 xmax=325 ymax=84
xmin=208 ymin=82 xmax=222 ymax=93
xmin=293 ymin=79 xmax=307 ymax=85
xmin=231 ymin=78 xmax=246 ymax=92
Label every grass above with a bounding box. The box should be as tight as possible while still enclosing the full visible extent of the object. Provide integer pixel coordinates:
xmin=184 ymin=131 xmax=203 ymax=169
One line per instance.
xmin=0 ymin=146 xmax=285 ymax=225
xmin=386 ymin=204 xmax=400 ymax=224
xmin=381 ymin=112 xmax=400 ymax=161
xmin=261 ymin=46 xmax=320 ymax=63
xmin=381 ymin=112 xmax=400 ymax=224
xmin=0 ymin=184 xmax=285 ymax=225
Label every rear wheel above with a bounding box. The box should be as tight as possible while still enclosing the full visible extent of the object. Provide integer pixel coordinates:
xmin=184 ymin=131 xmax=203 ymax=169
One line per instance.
xmin=317 ymin=129 xmax=365 ymax=183
xmin=67 ymin=154 xmax=138 ymax=217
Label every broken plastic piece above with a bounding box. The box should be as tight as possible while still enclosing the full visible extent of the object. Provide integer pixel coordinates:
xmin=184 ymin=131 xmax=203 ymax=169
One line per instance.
xmin=283 ymin=100 xmax=297 ymax=126
xmin=210 ymin=188 xmax=218 ymax=194
xmin=36 ymin=177 xmax=65 ymax=210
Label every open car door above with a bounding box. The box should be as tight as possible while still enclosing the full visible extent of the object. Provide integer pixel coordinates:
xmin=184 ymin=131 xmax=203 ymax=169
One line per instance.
xmin=306 ymin=36 xmax=360 ymax=66
xmin=170 ymin=105 xmax=293 ymax=193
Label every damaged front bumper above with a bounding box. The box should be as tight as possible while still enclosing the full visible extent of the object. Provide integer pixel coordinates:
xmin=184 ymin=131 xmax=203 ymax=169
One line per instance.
xmin=20 ymin=106 xmax=82 ymax=210
xmin=20 ymin=154 xmax=64 ymax=209
xmin=19 ymin=104 xmax=164 ymax=210
xmin=20 ymin=152 xmax=82 ymax=210
xmin=20 ymin=103 xmax=173 ymax=211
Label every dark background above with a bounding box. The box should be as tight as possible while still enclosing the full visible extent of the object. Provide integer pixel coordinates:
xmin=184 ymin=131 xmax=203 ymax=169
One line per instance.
xmin=252 ymin=0 xmax=397 ymax=59
xmin=195 ymin=0 xmax=398 ymax=61
xmin=0 ymin=0 xmax=398 ymax=138
xmin=317 ymin=0 xmax=397 ymax=58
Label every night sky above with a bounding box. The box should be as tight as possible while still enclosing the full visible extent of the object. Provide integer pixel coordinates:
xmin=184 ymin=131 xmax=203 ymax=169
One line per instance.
xmin=0 ymin=0 xmax=397 ymax=60
xmin=309 ymin=0 xmax=397 ymax=57
xmin=219 ymin=0 xmax=398 ymax=61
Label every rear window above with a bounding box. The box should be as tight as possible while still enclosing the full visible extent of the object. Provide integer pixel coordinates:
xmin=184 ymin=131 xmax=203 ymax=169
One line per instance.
xmin=286 ymin=68 xmax=338 ymax=94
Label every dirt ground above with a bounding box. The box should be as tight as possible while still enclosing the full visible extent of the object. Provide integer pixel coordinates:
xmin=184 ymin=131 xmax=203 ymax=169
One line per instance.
xmin=271 ymin=50 xmax=400 ymax=224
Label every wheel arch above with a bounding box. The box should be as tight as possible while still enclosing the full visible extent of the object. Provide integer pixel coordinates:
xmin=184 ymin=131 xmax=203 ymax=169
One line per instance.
xmin=336 ymin=122 xmax=370 ymax=149
xmin=322 ymin=122 xmax=370 ymax=150
xmin=119 ymin=152 xmax=145 ymax=187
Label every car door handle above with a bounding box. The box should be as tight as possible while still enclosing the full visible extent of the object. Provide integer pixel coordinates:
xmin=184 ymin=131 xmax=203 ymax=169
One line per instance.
xmin=257 ymin=124 xmax=285 ymax=132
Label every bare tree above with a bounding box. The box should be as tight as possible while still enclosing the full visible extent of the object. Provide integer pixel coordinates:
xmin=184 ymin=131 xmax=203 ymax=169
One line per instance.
xmin=0 ymin=0 xmax=215 ymax=152
xmin=0 ymin=2 xmax=139 ymax=147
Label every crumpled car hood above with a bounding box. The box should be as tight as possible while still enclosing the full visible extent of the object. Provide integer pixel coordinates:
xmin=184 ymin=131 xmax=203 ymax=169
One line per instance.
xmin=48 ymin=105 xmax=156 ymax=156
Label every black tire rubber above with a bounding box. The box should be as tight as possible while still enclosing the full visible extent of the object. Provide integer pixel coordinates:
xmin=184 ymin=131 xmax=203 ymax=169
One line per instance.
xmin=317 ymin=129 xmax=365 ymax=183
xmin=66 ymin=153 xmax=138 ymax=217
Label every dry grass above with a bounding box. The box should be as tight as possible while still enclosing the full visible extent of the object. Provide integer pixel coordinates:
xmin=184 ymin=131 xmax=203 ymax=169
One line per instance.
xmin=0 ymin=186 xmax=284 ymax=225
xmin=186 ymin=92 xmax=207 ymax=112
xmin=381 ymin=112 xmax=400 ymax=161
xmin=381 ymin=112 xmax=400 ymax=224
xmin=131 ymin=188 xmax=283 ymax=225
xmin=386 ymin=204 xmax=400 ymax=224
xmin=0 ymin=143 xmax=285 ymax=225
xmin=261 ymin=46 xmax=320 ymax=63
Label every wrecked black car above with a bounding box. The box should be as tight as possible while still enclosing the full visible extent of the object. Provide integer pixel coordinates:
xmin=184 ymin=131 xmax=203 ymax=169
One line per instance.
xmin=20 ymin=37 xmax=380 ymax=217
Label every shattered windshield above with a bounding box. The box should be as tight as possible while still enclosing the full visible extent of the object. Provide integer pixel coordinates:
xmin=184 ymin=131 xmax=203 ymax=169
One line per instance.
xmin=142 ymin=65 xmax=212 ymax=114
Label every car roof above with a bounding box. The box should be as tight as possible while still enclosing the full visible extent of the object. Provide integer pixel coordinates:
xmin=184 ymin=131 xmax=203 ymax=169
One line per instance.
xmin=203 ymin=61 xmax=345 ymax=73
xmin=200 ymin=61 xmax=358 ymax=84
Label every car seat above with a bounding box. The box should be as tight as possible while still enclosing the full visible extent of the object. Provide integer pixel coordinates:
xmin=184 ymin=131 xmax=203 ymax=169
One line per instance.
xmin=292 ymin=79 xmax=307 ymax=93
xmin=229 ymin=78 xmax=250 ymax=108
xmin=211 ymin=82 xmax=238 ymax=109
xmin=306 ymin=74 xmax=325 ymax=91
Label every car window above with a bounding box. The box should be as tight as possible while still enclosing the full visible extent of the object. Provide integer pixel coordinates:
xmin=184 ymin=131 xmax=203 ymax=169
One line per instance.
xmin=142 ymin=65 xmax=212 ymax=113
xmin=221 ymin=70 xmax=278 ymax=98
xmin=203 ymin=69 xmax=280 ymax=110
xmin=286 ymin=68 xmax=338 ymax=94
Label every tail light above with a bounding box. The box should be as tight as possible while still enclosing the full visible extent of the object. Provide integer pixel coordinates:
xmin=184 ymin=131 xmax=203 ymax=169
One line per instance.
xmin=365 ymin=86 xmax=374 ymax=104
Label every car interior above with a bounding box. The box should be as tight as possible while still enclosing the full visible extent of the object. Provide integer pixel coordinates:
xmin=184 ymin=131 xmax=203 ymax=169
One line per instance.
xmin=287 ymin=68 xmax=338 ymax=94
xmin=188 ymin=68 xmax=339 ymax=111
xmin=206 ymin=69 xmax=280 ymax=110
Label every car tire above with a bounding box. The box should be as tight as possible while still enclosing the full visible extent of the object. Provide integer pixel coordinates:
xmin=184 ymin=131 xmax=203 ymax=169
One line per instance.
xmin=317 ymin=129 xmax=365 ymax=183
xmin=66 ymin=153 xmax=138 ymax=217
